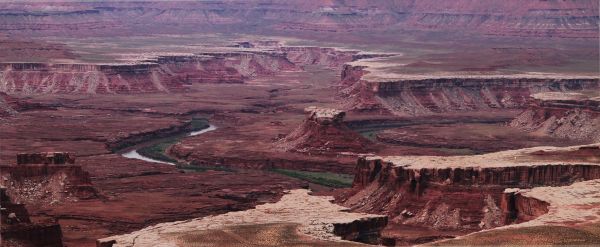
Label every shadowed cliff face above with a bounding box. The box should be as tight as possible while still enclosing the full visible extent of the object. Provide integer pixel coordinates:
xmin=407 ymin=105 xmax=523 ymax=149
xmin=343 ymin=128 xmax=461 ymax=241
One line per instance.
xmin=0 ymin=187 xmax=64 ymax=247
xmin=0 ymin=1 xmax=597 ymax=39
xmin=0 ymin=52 xmax=299 ymax=94
xmin=0 ymin=153 xmax=98 ymax=206
xmin=511 ymin=94 xmax=600 ymax=142
xmin=340 ymin=64 xmax=600 ymax=115
xmin=0 ymin=45 xmax=362 ymax=94
xmin=338 ymin=156 xmax=600 ymax=243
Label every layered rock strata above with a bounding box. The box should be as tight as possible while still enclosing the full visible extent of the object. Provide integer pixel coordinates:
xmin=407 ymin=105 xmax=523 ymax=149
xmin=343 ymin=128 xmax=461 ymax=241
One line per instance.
xmin=0 ymin=1 xmax=596 ymax=39
xmin=0 ymin=152 xmax=98 ymax=205
xmin=340 ymin=144 xmax=600 ymax=233
xmin=340 ymin=64 xmax=600 ymax=115
xmin=0 ymin=52 xmax=297 ymax=94
xmin=511 ymin=92 xmax=600 ymax=142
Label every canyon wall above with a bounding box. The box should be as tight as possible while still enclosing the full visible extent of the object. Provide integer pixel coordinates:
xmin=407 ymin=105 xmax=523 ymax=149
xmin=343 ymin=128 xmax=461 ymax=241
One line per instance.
xmin=341 ymin=65 xmax=600 ymax=115
xmin=340 ymin=157 xmax=600 ymax=231
xmin=1 ymin=187 xmax=64 ymax=247
xmin=0 ymin=1 xmax=596 ymax=39
xmin=106 ymin=119 xmax=202 ymax=152
xmin=0 ymin=153 xmax=98 ymax=205
xmin=0 ymin=52 xmax=297 ymax=94
xmin=172 ymin=152 xmax=358 ymax=175
xmin=511 ymin=96 xmax=600 ymax=142
xmin=332 ymin=216 xmax=389 ymax=245
xmin=0 ymin=46 xmax=360 ymax=95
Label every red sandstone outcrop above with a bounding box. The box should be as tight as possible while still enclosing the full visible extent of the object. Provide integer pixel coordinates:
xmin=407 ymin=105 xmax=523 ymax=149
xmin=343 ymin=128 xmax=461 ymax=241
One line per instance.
xmin=0 ymin=45 xmax=368 ymax=95
xmin=340 ymin=64 xmax=600 ymax=115
xmin=0 ymin=51 xmax=298 ymax=94
xmin=17 ymin=152 xmax=76 ymax=165
xmin=511 ymin=92 xmax=600 ymax=142
xmin=338 ymin=145 xmax=600 ymax=242
xmin=1 ymin=186 xmax=64 ymax=247
xmin=275 ymin=107 xmax=374 ymax=154
xmin=0 ymin=152 xmax=98 ymax=205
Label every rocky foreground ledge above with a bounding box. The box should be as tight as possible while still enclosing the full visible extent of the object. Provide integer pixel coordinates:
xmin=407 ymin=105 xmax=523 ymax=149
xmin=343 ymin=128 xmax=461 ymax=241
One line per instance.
xmin=428 ymin=178 xmax=600 ymax=246
xmin=97 ymin=189 xmax=387 ymax=247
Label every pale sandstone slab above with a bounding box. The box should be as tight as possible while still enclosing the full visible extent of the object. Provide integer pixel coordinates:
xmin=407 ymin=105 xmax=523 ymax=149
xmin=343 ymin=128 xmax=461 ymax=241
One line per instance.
xmin=369 ymin=143 xmax=600 ymax=169
xmin=98 ymin=189 xmax=385 ymax=247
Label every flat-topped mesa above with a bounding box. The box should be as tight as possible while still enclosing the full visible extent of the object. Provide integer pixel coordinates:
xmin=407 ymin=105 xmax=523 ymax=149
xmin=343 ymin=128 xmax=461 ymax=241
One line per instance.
xmin=0 ymin=51 xmax=298 ymax=94
xmin=339 ymin=144 xmax=600 ymax=236
xmin=17 ymin=152 xmax=76 ymax=165
xmin=511 ymin=92 xmax=600 ymax=142
xmin=275 ymin=107 xmax=373 ymax=154
xmin=340 ymin=64 xmax=600 ymax=115
xmin=1 ymin=152 xmax=98 ymax=205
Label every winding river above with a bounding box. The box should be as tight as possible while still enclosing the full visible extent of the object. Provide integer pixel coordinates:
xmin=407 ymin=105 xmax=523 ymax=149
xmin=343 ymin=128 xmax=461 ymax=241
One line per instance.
xmin=122 ymin=124 xmax=217 ymax=165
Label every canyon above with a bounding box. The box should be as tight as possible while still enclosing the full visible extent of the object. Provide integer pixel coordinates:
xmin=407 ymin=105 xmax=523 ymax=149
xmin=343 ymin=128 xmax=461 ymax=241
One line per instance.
xmin=0 ymin=1 xmax=598 ymax=247
xmin=0 ymin=1 xmax=597 ymax=39
xmin=339 ymin=144 xmax=600 ymax=244
xmin=0 ymin=48 xmax=350 ymax=95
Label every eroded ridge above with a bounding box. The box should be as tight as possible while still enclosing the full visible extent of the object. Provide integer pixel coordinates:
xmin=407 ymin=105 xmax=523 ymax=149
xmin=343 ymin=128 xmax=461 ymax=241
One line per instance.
xmin=97 ymin=189 xmax=388 ymax=247
xmin=340 ymin=62 xmax=600 ymax=115
xmin=511 ymin=91 xmax=600 ymax=142
xmin=429 ymin=178 xmax=600 ymax=246
xmin=338 ymin=144 xmax=600 ymax=243
xmin=504 ymin=179 xmax=600 ymax=228
xmin=0 ymin=152 xmax=98 ymax=205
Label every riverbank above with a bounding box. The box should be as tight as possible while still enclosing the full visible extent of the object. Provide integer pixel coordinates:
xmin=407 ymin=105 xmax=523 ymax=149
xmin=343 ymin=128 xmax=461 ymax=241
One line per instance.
xmin=120 ymin=119 xmax=212 ymax=165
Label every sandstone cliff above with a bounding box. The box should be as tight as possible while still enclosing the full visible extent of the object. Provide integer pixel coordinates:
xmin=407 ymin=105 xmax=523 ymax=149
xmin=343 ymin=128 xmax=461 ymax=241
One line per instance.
xmin=0 ymin=52 xmax=298 ymax=94
xmin=0 ymin=152 xmax=98 ymax=206
xmin=340 ymin=64 xmax=600 ymax=115
xmin=511 ymin=92 xmax=600 ymax=142
xmin=339 ymin=144 xmax=600 ymax=233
